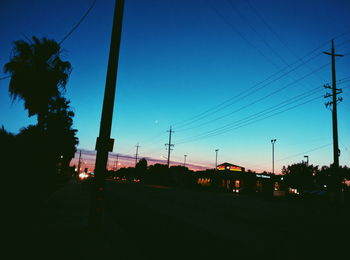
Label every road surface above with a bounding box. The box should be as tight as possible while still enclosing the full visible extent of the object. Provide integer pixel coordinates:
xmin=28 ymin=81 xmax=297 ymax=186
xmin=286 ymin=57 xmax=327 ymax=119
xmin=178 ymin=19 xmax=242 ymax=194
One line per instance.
xmin=103 ymin=181 xmax=349 ymax=259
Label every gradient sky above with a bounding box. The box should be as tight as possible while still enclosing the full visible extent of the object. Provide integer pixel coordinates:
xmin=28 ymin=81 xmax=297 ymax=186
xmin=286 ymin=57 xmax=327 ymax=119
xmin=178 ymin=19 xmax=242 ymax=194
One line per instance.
xmin=1 ymin=0 xmax=350 ymax=173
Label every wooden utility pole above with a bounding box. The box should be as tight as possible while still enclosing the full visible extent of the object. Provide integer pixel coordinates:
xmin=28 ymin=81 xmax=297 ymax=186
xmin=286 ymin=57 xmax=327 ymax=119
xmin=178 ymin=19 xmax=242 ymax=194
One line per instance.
xmin=166 ymin=126 xmax=174 ymax=168
xmin=323 ymin=40 xmax=343 ymax=169
xmin=135 ymin=144 xmax=140 ymax=167
xmin=115 ymin=154 xmax=119 ymax=171
xmin=90 ymin=0 xmax=125 ymax=228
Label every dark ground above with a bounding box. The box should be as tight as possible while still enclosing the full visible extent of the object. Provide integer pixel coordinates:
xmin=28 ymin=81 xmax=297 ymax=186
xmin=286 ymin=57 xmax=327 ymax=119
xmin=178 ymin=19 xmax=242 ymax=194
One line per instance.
xmin=10 ymin=180 xmax=350 ymax=260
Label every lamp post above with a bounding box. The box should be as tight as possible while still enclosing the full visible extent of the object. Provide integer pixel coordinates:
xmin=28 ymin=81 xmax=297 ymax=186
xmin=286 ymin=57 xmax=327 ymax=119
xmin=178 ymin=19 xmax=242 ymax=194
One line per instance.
xmin=184 ymin=155 xmax=187 ymax=167
xmin=271 ymin=139 xmax=276 ymax=174
xmin=304 ymin=155 xmax=309 ymax=166
xmin=215 ymin=149 xmax=219 ymax=170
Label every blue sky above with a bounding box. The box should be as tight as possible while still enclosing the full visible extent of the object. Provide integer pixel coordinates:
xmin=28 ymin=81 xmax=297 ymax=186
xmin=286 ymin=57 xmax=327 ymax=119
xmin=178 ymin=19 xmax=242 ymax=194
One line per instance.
xmin=1 ymin=0 xmax=350 ymax=172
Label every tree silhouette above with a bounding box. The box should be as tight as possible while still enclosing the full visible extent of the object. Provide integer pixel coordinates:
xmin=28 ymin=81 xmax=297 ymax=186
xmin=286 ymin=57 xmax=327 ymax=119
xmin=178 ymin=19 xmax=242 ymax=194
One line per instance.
xmin=136 ymin=158 xmax=148 ymax=171
xmin=3 ymin=36 xmax=72 ymax=127
xmin=1 ymin=126 xmax=17 ymax=176
xmin=135 ymin=158 xmax=148 ymax=179
xmin=2 ymin=36 xmax=78 ymax=193
xmin=45 ymin=96 xmax=79 ymax=168
xmin=282 ymin=163 xmax=318 ymax=192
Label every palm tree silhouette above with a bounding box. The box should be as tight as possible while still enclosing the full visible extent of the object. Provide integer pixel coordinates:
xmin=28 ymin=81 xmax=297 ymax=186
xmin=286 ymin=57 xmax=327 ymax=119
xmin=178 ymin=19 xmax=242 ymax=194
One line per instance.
xmin=3 ymin=36 xmax=72 ymax=128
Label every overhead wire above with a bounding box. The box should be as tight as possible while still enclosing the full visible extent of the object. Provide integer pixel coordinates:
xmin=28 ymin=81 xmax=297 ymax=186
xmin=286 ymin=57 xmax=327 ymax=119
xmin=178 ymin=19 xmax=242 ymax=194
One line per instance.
xmin=206 ymin=0 xmax=280 ymax=68
xmin=171 ymin=2 xmax=350 ymax=129
xmin=176 ymin=94 xmax=324 ymax=145
xmin=177 ymin=84 xmax=350 ymax=145
xmin=178 ymin=83 xmax=350 ymax=145
xmin=174 ymin=50 xmax=325 ymax=130
xmin=172 ymin=45 xmax=339 ymax=131
xmin=178 ymin=86 xmax=324 ymax=133
xmin=276 ymin=144 xmax=332 ymax=162
xmin=176 ymin=56 xmax=328 ymax=131
xmin=1 ymin=0 xmax=97 ymax=81
xmin=245 ymin=0 xmax=347 ymax=83
xmin=178 ymin=76 xmax=350 ymax=133
xmin=59 ymin=0 xmax=97 ymax=45
xmin=226 ymin=0 xmax=320 ymax=90
xmin=173 ymin=42 xmax=347 ymax=136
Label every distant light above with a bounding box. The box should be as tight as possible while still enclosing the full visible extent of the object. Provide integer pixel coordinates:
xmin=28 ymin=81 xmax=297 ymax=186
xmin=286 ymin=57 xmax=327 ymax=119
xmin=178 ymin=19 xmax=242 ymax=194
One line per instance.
xmin=289 ymin=187 xmax=299 ymax=195
xmin=257 ymin=174 xmax=271 ymax=179
xmin=324 ymin=185 xmax=327 ymax=188
xmin=281 ymin=177 xmax=284 ymax=180
xmin=79 ymin=173 xmax=89 ymax=179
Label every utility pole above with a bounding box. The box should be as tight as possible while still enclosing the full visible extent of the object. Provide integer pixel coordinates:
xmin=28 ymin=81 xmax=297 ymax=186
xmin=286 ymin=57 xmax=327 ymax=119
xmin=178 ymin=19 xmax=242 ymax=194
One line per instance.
xmin=184 ymin=155 xmax=187 ymax=167
xmin=271 ymin=139 xmax=276 ymax=174
xmin=135 ymin=144 xmax=140 ymax=167
xmin=215 ymin=149 xmax=219 ymax=169
xmin=77 ymin=150 xmax=82 ymax=179
xmin=166 ymin=126 xmax=174 ymax=168
xmin=115 ymin=154 xmax=119 ymax=171
xmin=323 ymin=40 xmax=343 ymax=169
xmin=304 ymin=155 xmax=309 ymax=167
xmin=90 ymin=0 xmax=125 ymax=228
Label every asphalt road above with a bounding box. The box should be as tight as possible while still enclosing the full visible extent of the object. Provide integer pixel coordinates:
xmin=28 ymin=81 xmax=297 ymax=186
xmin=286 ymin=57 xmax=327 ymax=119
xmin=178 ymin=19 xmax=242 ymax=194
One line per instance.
xmin=103 ymin=181 xmax=350 ymax=259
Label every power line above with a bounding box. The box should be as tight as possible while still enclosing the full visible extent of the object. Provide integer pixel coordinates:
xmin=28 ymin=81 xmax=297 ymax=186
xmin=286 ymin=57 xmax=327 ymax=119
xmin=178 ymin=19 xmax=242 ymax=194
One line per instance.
xmin=177 ymin=93 xmax=324 ymax=145
xmin=172 ymin=38 xmax=341 ymax=129
xmin=176 ymin=61 xmax=329 ymax=133
xmin=213 ymin=0 xmax=330 ymax=89
xmin=178 ymin=86 xmax=324 ymax=133
xmin=245 ymin=0 xmax=325 ymax=83
xmin=171 ymin=4 xmax=350 ymax=129
xmin=339 ymin=140 xmax=350 ymax=155
xmin=226 ymin=0 xmax=318 ymax=88
xmin=59 ymin=0 xmax=97 ymax=45
xmin=247 ymin=0 xmax=350 ymax=49
xmin=1 ymin=0 xmax=97 ymax=81
xmin=174 ymin=51 xmax=324 ymax=130
xmin=207 ymin=0 xmax=279 ymax=68
xmin=177 ymin=84 xmax=350 ymax=145
xmin=178 ymin=76 xmax=350 ymax=133
xmin=177 ymin=86 xmax=350 ymax=145
xmin=277 ymin=144 xmax=332 ymax=162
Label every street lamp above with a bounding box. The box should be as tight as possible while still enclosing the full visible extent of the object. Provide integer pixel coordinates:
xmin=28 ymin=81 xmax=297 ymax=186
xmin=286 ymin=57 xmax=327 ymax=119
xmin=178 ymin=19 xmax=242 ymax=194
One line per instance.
xmin=304 ymin=155 xmax=309 ymax=166
xmin=184 ymin=155 xmax=187 ymax=167
xmin=215 ymin=149 xmax=219 ymax=170
xmin=271 ymin=139 xmax=276 ymax=174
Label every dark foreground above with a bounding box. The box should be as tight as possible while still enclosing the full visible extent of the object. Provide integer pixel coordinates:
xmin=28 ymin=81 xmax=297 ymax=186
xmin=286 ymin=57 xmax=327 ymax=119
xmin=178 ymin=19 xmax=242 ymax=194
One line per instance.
xmin=13 ymin=180 xmax=350 ymax=259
